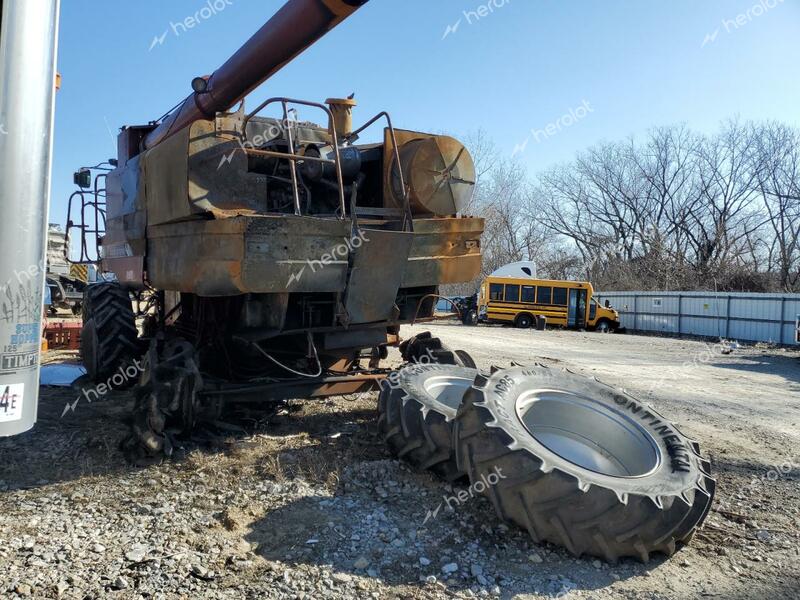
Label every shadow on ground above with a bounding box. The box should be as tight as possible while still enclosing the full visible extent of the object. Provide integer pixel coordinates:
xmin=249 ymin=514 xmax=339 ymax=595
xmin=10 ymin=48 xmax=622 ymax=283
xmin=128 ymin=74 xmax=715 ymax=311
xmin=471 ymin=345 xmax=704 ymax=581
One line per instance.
xmin=0 ymin=370 xmax=380 ymax=492
xmin=713 ymin=353 xmax=800 ymax=387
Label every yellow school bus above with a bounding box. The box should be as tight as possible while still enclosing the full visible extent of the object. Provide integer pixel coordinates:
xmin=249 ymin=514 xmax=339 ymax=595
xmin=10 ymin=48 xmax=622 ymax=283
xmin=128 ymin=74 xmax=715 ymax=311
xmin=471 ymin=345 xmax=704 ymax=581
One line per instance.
xmin=477 ymin=277 xmax=620 ymax=331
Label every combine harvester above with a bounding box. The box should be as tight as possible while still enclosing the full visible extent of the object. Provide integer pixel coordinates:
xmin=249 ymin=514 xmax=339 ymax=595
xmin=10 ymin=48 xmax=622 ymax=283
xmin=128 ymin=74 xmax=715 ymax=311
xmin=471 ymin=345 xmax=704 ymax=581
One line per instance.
xmin=5 ymin=0 xmax=714 ymax=563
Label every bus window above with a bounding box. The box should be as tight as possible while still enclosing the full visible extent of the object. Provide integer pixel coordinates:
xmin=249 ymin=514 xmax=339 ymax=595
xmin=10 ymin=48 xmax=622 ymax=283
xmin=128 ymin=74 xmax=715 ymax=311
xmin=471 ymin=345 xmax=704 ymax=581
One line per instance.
xmin=489 ymin=283 xmax=504 ymax=301
xmin=522 ymin=285 xmax=536 ymax=303
xmin=553 ymin=287 xmax=568 ymax=306
xmin=590 ymin=298 xmax=597 ymax=319
xmin=538 ymin=286 xmax=552 ymax=305
xmin=505 ymin=285 xmax=520 ymax=303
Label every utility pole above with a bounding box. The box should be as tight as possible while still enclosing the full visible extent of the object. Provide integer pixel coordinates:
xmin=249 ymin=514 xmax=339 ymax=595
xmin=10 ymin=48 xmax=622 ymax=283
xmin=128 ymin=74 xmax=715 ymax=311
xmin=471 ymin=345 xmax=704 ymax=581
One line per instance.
xmin=0 ymin=1 xmax=61 ymax=436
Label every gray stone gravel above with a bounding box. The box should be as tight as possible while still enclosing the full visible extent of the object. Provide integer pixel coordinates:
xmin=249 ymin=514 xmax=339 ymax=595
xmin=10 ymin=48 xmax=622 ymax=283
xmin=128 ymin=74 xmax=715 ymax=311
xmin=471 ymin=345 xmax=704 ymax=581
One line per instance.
xmin=1 ymin=338 xmax=799 ymax=599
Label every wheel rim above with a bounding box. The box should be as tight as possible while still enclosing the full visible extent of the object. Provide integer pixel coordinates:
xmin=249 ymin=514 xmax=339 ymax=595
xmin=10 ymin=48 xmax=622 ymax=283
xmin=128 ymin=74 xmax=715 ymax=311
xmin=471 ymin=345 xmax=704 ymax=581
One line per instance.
xmin=516 ymin=389 xmax=661 ymax=477
xmin=422 ymin=374 xmax=475 ymax=411
xmin=598 ymin=322 xmax=610 ymax=332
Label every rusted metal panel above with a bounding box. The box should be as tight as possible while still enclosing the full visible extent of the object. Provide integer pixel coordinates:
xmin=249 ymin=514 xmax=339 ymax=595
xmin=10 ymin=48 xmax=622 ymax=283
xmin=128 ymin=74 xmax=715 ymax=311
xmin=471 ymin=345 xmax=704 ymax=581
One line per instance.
xmin=401 ymin=216 xmax=484 ymax=287
xmin=243 ymin=215 xmax=352 ymax=293
xmin=147 ymin=215 xmax=355 ymax=295
xmin=146 ymin=213 xmax=483 ymax=297
xmin=187 ymin=115 xmax=270 ymax=216
xmin=144 ymin=128 xmax=194 ymax=227
xmin=106 ymin=256 xmax=145 ymax=287
xmin=102 ymin=154 xmax=148 ymax=276
xmin=344 ymin=229 xmax=414 ymax=324
xmin=117 ymin=125 xmax=155 ymax=166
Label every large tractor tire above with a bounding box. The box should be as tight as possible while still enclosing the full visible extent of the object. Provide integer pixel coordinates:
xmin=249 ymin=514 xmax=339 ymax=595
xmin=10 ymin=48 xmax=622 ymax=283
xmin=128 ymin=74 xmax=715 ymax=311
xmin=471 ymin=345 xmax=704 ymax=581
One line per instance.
xmin=81 ymin=282 xmax=140 ymax=382
xmin=400 ymin=331 xmax=473 ymax=367
xmin=454 ymin=366 xmax=715 ymax=562
xmin=378 ymin=363 xmax=477 ymax=481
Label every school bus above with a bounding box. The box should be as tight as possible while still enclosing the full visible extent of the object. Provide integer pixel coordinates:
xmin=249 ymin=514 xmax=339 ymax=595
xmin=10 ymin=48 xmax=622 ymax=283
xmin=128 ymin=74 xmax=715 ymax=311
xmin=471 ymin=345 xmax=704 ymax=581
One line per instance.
xmin=477 ymin=277 xmax=620 ymax=331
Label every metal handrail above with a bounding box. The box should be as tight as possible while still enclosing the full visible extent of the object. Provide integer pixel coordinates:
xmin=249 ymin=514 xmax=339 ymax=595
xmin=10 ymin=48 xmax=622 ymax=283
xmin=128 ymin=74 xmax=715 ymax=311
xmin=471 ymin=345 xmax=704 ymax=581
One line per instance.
xmin=65 ymin=172 xmax=108 ymax=264
xmin=243 ymin=97 xmax=347 ymax=218
xmin=347 ymin=111 xmax=413 ymax=232
xmin=242 ymin=99 xmax=413 ymax=232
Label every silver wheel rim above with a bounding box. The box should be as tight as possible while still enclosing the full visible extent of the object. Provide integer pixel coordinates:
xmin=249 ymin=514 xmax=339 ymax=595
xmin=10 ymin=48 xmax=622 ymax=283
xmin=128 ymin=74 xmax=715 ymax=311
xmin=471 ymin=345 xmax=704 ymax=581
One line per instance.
xmin=516 ymin=389 xmax=661 ymax=477
xmin=422 ymin=374 xmax=475 ymax=412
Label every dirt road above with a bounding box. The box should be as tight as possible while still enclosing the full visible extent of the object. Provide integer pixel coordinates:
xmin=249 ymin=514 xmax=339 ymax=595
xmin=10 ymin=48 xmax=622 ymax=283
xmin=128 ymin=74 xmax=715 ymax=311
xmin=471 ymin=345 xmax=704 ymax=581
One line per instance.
xmin=0 ymin=325 xmax=798 ymax=599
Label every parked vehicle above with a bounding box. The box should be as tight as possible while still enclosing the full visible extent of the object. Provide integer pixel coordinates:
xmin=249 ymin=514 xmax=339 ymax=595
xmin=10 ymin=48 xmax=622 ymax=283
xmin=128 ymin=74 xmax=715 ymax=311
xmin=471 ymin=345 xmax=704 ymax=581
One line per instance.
xmin=477 ymin=277 xmax=620 ymax=331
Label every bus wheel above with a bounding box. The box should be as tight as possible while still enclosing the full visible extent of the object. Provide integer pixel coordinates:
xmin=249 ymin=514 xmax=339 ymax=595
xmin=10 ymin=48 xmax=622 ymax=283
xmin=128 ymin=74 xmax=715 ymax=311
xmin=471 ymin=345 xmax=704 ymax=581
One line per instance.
xmin=462 ymin=309 xmax=478 ymax=326
xmin=596 ymin=319 xmax=612 ymax=333
xmin=515 ymin=314 xmax=533 ymax=329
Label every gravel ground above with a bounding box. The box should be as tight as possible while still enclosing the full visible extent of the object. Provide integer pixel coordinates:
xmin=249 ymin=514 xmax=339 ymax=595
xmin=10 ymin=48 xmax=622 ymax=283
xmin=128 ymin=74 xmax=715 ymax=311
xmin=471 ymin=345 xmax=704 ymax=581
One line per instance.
xmin=0 ymin=325 xmax=798 ymax=599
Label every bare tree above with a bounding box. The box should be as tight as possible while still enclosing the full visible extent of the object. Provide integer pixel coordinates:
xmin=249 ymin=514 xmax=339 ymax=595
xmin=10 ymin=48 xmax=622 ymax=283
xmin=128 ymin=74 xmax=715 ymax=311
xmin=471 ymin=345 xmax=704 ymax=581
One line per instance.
xmin=449 ymin=120 xmax=800 ymax=295
xmin=753 ymin=122 xmax=800 ymax=291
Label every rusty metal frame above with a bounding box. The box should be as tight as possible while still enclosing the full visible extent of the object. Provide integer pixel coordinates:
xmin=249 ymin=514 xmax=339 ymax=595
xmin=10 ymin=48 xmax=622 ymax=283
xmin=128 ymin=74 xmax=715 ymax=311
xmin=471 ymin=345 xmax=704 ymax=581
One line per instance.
xmin=243 ymin=97 xmax=347 ymax=219
xmin=199 ymin=370 xmax=388 ymax=398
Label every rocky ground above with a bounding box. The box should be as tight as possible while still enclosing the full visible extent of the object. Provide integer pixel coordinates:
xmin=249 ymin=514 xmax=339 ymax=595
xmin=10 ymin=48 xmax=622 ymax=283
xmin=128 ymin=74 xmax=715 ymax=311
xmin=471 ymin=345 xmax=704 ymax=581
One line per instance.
xmin=0 ymin=325 xmax=798 ymax=599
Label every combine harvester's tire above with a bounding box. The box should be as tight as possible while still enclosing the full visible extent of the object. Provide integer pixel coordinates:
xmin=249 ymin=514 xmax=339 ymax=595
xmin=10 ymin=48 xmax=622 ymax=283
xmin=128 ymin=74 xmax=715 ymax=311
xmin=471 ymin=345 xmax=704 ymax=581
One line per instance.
xmin=378 ymin=363 xmax=477 ymax=481
xmin=127 ymin=338 xmax=203 ymax=463
xmin=399 ymin=331 xmax=470 ymax=366
xmin=81 ymin=282 xmax=140 ymax=382
xmin=454 ymin=365 xmax=715 ymax=562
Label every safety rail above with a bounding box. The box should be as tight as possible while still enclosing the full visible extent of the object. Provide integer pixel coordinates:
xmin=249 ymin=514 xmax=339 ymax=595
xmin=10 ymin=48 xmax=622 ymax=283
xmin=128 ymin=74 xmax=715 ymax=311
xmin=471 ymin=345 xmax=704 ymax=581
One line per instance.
xmin=346 ymin=111 xmax=412 ymax=232
xmin=244 ymin=98 xmax=347 ymax=219
xmin=65 ymin=166 xmax=111 ymax=265
xmin=242 ymin=98 xmax=413 ymax=232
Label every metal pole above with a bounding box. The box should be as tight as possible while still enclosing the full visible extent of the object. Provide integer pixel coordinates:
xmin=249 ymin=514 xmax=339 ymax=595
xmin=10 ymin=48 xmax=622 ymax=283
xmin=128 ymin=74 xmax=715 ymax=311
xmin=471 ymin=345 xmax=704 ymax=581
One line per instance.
xmin=0 ymin=0 xmax=61 ymax=436
xmin=725 ymin=295 xmax=731 ymax=339
xmin=779 ymin=296 xmax=786 ymax=345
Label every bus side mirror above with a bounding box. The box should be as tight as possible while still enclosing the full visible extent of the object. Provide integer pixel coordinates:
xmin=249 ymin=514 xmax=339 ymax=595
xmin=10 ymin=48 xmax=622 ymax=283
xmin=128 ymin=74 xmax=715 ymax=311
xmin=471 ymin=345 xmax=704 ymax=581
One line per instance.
xmin=604 ymin=300 xmax=611 ymax=308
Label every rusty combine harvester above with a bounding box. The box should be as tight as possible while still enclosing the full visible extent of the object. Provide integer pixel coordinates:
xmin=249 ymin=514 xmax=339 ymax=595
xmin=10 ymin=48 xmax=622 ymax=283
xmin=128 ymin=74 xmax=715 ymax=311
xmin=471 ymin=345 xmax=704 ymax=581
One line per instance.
xmin=66 ymin=0 xmax=715 ymax=563
xmin=66 ymin=0 xmax=482 ymax=458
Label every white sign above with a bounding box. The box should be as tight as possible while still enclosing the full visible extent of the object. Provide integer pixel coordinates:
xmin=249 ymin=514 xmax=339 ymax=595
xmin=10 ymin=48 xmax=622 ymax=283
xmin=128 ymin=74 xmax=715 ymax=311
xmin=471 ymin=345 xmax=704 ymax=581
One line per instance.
xmin=0 ymin=383 xmax=24 ymax=422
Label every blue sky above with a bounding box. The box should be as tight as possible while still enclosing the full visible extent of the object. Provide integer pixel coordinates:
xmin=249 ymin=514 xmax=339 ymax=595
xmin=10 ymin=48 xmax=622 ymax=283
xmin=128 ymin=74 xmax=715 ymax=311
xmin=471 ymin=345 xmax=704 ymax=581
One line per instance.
xmin=51 ymin=0 xmax=800 ymax=225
